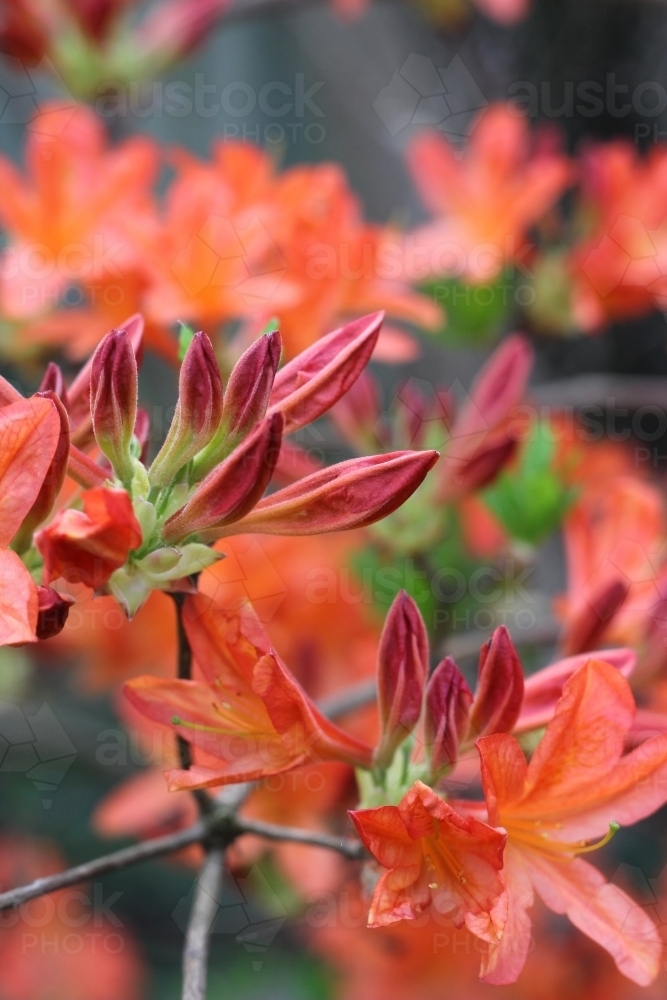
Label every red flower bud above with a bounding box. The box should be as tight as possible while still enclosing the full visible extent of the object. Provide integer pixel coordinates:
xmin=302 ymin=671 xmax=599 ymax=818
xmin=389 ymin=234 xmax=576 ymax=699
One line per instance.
xmin=374 ymin=591 xmax=429 ymax=768
xmin=191 ymin=330 xmax=281 ymax=481
xmin=268 ymin=312 xmax=383 ymax=435
xmin=455 ymin=334 xmax=533 ymax=438
xmin=36 ymin=487 xmax=142 ymax=590
xmin=452 ymin=432 xmax=518 ymax=495
xmin=424 ymin=657 xmax=473 ymax=778
xmin=212 ymin=449 xmax=439 ymax=539
xmin=90 ymin=329 xmax=138 ymax=484
xmin=163 ymin=414 xmax=283 ymax=543
xmin=36 ymin=586 xmax=74 ymax=641
xmin=440 ymin=334 xmax=532 ymax=500
xmin=70 ymin=314 xmax=144 ymax=426
xmin=468 ymin=625 xmax=524 ymax=740
xmin=223 ymin=330 xmax=282 ymax=438
xmin=149 ymin=332 xmax=224 ymax=487
xmin=560 ymin=577 xmax=629 ymax=656
xmin=13 ymin=391 xmax=71 ymax=552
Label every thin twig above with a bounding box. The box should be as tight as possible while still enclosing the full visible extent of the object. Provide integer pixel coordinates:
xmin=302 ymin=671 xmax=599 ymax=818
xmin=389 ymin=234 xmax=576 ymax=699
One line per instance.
xmin=233 ymin=817 xmax=367 ymax=860
xmin=182 ymin=847 xmax=225 ymax=1000
xmin=171 ymin=592 xmax=213 ymax=816
xmin=0 ymin=821 xmax=208 ymax=911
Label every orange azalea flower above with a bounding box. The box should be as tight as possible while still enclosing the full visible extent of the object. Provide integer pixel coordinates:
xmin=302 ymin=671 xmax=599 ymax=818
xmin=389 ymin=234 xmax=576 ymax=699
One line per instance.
xmin=473 ymin=658 xmax=667 ymax=985
xmin=566 ymin=142 xmax=667 ymax=331
xmin=0 ymin=103 xmax=156 ymax=328
xmin=407 ymin=104 xmax=572 ymax=283
xmin=124 ymin=595 xmax=374 ymax=788
xmin=135 ymin=141 xmax=295 ymax=332
xmin=556 ymin=476 xmax=667 ymax=653
xmin=350 ymin=781 xmax=506 ymax=942
xmin=36 ymin=487 xmax=142 ymax=590
xmin=272 ymin=163 xmax=440 ymax=357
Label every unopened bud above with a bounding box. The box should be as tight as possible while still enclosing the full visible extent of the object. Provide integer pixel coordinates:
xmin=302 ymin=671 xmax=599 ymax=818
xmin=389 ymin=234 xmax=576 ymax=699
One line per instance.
xmin=149 ymin=331 xmax=224 ymax=487
xmin=373 ymin=591 xmax=428 ymax=769
xmin=424 ymin=657 xmax=473 ymax=779
xmin=468 ymin=625 xmax=524 ymax=739
xmin=90 ymin=329 xmax=138 ymax=485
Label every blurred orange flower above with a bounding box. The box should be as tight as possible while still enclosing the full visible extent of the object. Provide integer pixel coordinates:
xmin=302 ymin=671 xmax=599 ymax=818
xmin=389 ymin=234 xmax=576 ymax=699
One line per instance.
xmin=407 ymin=105 xmax=572 ymax=283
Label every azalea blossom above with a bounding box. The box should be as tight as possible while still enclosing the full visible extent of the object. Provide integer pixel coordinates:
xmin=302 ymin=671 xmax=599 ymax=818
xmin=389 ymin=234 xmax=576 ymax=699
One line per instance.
xmin=471 ymin=658 xmax=667 ymax=985
xmin=407 ymin=105 xmax=572 ymax=284
xmin=350 ymin=781 xmax=507 ymax=940
xmin=124 ymin=595 xmax=375 ymax=787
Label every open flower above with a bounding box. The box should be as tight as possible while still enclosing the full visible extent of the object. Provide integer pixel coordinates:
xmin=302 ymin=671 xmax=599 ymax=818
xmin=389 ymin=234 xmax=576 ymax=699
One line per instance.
xmin=124 ymin=595 xmax=374 ymax=788
xmin=407 ymin=105 xmax=572 ymax=284
xmin=350 ymin=781 xmax=506 ymax=942
xmin=472 ymin=658 xmax=667 ymax=985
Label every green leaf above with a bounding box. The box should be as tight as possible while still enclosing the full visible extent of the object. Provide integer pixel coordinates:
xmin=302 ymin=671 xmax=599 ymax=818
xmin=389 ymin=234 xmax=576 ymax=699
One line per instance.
xmin=422 ymin=272 xmax=516 ymax=345
xmin=482 ymin=421 xmax=577 ymax=546
xmin=177 ymin=322 xmax=197 ymax=362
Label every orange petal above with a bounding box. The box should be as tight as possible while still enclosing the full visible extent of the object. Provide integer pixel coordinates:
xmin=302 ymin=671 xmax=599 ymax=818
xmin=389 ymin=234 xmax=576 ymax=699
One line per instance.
xmin=0 ymin=397 xmax=60 ymax=547
xmin=0 ymin=550 xmax=38 ymax=646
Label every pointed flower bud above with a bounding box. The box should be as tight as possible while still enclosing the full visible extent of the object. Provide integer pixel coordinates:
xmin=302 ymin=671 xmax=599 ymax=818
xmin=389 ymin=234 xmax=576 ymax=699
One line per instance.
xmin=211 ymin=449 xmax=439 ymax=540
xmin=149 ymin=332 xmax=224 ymax=487
xmin=36 ymin=586 xmax=74 ymax=640
xmin=192 ymin=330 xmax=281 ymax=481
xmin=35 ymin=487 xmax=142 ymax=590
xmin=13 ymin=391 xmax=71 ymax=553
xmin=560 ymin=577 xmax=629 ymax=656
xmin=163 ymin=413 xmax=284 ymax=543
xmin=90 ymin=329 xmax=138 ymax=485
xmin=268 ymin=312 xmax=383 ymax=435
xmin=70 ymin=314 xmax=144 ymax=426
xmin=424 ymin=657 xmax=473 ymax=779
xmin=468 ymin=625 xmax=524 ymax=740
xmin=223 ymin=330 xmax=282 ymax=438
xmin=374 ymin=591 xmax=429 ymax=769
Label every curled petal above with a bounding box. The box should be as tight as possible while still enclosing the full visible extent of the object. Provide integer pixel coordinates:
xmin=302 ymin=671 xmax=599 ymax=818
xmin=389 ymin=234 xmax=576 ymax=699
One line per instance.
xmin=13 ymin=391 xmax=70 ymax=550
xmin=36 ymin=487 xmax=142 ymax=589
xmin=38 ymin=362 xmax=68 ymax=407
